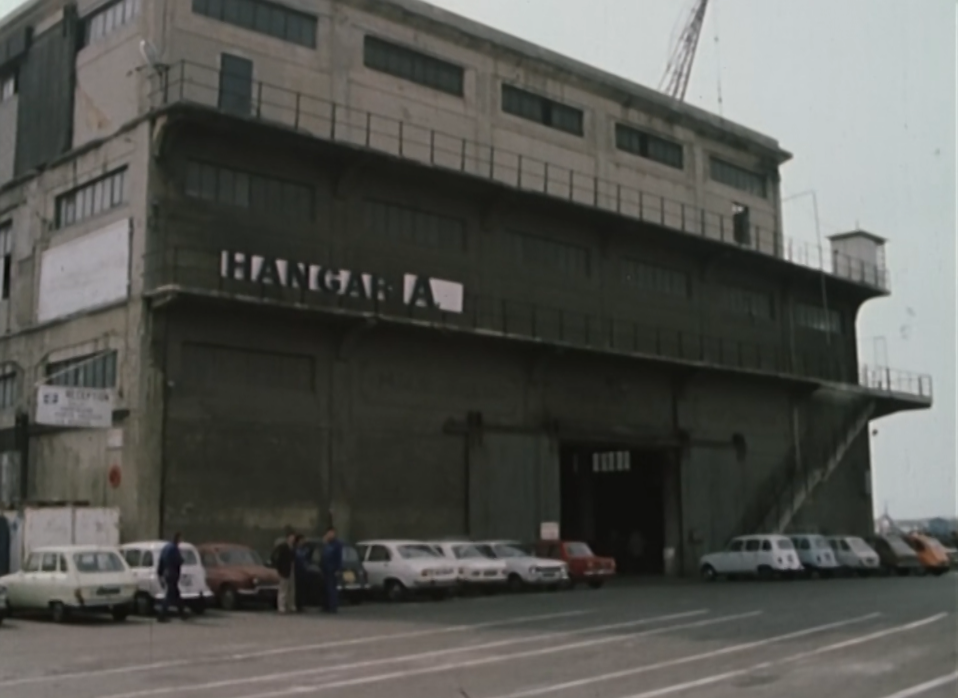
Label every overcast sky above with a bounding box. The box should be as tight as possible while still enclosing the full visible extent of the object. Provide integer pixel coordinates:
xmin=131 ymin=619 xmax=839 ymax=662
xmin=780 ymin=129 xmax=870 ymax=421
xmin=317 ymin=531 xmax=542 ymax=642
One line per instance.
xmin=1 ymin=0 xmax=954 ymax=519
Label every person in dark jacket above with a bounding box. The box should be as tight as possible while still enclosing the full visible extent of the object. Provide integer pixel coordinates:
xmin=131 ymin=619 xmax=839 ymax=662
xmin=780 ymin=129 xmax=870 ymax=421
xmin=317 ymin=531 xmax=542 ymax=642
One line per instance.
xmin=320 ymin=527 xmax=343 ymax=613
xmin=271 ymin=532 xmax=296 ymax=613
xmin=157 ymin=532 xmax=186 ymax=622
xmin=293 ymin=535 xmax=308 ymax=612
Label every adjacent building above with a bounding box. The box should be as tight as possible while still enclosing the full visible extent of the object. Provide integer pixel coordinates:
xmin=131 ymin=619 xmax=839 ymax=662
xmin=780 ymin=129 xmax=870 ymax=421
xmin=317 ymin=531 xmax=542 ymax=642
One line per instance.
xmin=0 ymin=0 xmax=933 ymax=574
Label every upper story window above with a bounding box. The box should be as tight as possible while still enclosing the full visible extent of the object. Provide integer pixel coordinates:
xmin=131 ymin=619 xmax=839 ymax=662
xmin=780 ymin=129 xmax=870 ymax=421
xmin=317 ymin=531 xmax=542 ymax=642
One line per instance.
xmin=615 ymin=124 xmax=684 ymax=170
xmin=0 ymin=222 xmax=11 ymax=300
xmin=0 ymin=365 xmax=17 ymax=409
xmin=621 ymin=259 xmax=690 ymax=299
xmin=84 ymin=0 xmax=141 ymax=47
xmin=501 ymin=85 xmax=584 ymax=137
xmin=509 ymin=232 xmax=590 ymax=278
xmin=192 ymin=0 xmax=318 ymax=49
xmin=0 ymin=71 xmax=16 ymax=102
xmin=722 ymin=285 xmax=774 ymax=320
xmin=55 ymin=168 xmax=127 ymax=229
xmin=185 ymin=160 xmax=313 ymax=221
xmin=364 ymin=200 xmax=466 ymax=253
xmin=363 ymin=36 xmax=464 ymax=97
xmin=795 ymin=302 xmax=841 ymax=334
xmin=710 ymin=157 xmax=768 ymax=198
xmin=46 ymin=351 xmax=118 ymax=389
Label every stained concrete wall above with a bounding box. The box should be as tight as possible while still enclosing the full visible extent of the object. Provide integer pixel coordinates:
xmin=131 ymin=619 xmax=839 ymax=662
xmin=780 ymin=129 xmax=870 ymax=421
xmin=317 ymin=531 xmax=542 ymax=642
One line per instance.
xmin=0 ymin=95 xmax=17 ymax=187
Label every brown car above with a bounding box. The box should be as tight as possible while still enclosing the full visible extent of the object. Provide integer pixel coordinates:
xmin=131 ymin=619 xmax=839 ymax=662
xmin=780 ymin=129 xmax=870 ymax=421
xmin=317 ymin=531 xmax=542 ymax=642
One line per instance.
xmin=197 ymin=543 xmax=280 ymax=610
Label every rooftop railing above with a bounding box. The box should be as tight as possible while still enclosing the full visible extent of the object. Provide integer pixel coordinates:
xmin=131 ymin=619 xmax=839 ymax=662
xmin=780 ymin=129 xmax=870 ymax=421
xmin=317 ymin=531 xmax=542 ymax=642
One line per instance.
xmin=144 ymin=245 xmax=930 ymax=400
xmin=146 ymin=61 xmax=890 ymax=292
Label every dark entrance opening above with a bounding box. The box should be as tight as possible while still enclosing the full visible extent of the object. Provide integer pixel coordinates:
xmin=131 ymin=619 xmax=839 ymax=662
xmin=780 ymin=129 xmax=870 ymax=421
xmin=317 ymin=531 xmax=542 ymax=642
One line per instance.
xmin=560 ymin=443 xmax=668 ymax=575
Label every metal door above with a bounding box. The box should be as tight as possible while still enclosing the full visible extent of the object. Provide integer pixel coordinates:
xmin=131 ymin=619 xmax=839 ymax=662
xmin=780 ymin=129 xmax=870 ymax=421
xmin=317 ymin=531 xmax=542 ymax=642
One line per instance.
xmin=467 ymin=433 xmax=558 ymax=542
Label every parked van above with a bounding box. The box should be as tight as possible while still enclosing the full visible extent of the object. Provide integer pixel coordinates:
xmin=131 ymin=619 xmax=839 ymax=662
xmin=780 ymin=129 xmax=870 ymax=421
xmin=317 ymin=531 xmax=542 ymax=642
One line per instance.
xmin=120 ymin=541 xmax=214 ymax=615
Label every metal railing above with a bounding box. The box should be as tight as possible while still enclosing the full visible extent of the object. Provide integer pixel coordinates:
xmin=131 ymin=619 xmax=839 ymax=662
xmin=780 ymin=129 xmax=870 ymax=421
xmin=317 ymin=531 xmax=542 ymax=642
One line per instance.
xmin=145 ymin=61 xmax=890 ymax=291
xmin=144 ymin=246 xmax=931 ymax=398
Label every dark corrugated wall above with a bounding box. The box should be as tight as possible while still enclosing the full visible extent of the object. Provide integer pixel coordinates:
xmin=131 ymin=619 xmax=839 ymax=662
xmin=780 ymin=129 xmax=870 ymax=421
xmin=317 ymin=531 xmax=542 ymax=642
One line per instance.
xmin=14 ymin=6 xmax=78 ymax=176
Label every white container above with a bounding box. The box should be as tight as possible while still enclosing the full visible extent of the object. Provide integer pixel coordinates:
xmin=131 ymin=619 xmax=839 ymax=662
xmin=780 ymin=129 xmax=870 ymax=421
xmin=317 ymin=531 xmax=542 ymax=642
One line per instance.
xmin=1 ymin=505 xmax=120 ymax=574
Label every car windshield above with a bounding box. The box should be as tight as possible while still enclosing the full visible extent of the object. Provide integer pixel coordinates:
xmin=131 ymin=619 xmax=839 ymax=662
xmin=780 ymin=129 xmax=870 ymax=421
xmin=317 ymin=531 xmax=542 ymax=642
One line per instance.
xmin=73 ymin=551 xmax=125 ymax=573
xmin=398 ymin=545 xmax=440 ymax=560
xmin=217 ymin=548 xmax=263 ymax=566
xmin=564 ymin=542 xmax=594 ymax=557
xmin=813 ymin=538 xmax=830 ymax=549
xmin=886 ymin=536 xmax=916 ymax=555
xmin=453 ymin=545 xmax=484 ymax=559
xmin=342 ymin=545 xmax=360 ymax=563
xmin=492 ymin=544 xmax=527 ymax=558
xmin=181 ymin=548 xmax=199 ymax=565
xmin=776 ymin=539 xmax=795 ymax=550
xmin=847 ymin=538 xmax=874 ymax=554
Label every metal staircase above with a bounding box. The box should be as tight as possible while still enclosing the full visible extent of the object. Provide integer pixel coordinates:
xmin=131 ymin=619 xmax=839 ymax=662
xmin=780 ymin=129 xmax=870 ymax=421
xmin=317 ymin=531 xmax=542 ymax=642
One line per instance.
xmin=735 ymin=399 xmax=876 ymax=536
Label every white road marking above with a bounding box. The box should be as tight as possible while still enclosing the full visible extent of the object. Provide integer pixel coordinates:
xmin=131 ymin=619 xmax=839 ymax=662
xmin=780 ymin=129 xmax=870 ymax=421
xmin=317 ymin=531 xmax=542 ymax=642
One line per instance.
xmin=190 ymin=611 xmax=762 ymax=698
xmin=99 ymin=609 xmax=713 ymax=698
xmin=613 ymin=613 xmax=950 ymax=698
xmin=0 ymin=608 xmax=588 ymax=688
xmin=489 ymin=612 xmax=882 ymax=698
xmin=877 ymin=672 xmax=958 ymax=698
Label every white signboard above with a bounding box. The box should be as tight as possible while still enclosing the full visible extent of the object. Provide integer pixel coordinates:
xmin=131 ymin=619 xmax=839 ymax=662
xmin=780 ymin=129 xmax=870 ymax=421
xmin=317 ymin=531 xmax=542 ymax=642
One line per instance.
xmin=35 ymin=385 xmax=113 ymax=428
xmin=540 ymin=522 xmax=560 ymax=541
xmin=38 ymin=219 xmax=131 ymax=323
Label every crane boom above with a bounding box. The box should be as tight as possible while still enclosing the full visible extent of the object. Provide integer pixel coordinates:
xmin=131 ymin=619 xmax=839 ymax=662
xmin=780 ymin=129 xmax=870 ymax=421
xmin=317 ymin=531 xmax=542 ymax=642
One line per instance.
xmin=659 ymin=0 xmax=710 ymax=102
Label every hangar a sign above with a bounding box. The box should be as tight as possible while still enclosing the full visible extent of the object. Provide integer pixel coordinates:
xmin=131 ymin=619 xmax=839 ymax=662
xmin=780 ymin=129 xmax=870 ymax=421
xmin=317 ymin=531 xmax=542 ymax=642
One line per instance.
xmin=220 ymin=251 xmax=464 ymax=314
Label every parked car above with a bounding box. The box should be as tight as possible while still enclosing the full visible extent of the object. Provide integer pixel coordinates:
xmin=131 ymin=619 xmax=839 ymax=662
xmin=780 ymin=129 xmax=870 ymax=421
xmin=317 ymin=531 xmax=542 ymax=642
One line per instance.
xmin=699 ymin=535 xmax=803 ymax=581
xmin=790 ymin=534 xmax=842 ymax=577
xmin=0 ymin=581 xmax=7 ymax=625
xmin=355 ymin=540 xmax=458 ymax=601
xmin=120 ymin=541 xmax=215 ymax=616
xmin=826 ymin=536 xmax=881 ymax=575
xmin=288 ymin=538 xmax=370 ymax=606
xmin=474 ymin=540 xmax=568 ymax=591
xmin=903 ymin=533 xmax=951 ymax=576
xmin=868 ymin=535 xmax=923 ymax=576
xmin=0 ymin=545 xmax=136 ymax=622
xmin=428 ymin=541 xmax=508 ymax=591
xmin=533 ymin=540 xmax=616 ymax=589
xmin=196 ymin=543 xmax=280 ymax=610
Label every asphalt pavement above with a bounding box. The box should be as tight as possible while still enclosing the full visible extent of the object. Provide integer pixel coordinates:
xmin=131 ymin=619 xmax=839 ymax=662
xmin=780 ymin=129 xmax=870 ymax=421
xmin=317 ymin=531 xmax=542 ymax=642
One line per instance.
xmin=1 ymin=573 xmax=955 ymax=698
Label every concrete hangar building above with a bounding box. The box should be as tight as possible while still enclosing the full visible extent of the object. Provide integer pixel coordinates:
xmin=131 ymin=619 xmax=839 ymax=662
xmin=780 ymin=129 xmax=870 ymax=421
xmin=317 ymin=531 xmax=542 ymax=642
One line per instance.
xmin=0 ymin=0 xmax=933 ymax=574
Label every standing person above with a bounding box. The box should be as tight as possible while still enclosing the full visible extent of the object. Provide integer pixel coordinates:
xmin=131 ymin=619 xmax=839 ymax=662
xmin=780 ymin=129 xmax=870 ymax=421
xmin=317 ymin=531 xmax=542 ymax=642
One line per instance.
xmin=271 ymin=532 xmax=296 ymax=614
xmin=157 ymin=532 xmax=187 ymax=622
xmin=319 ymin=527 xmax=343 ymax=614
xmin=293 ymin=535 xmax=308 ymax=613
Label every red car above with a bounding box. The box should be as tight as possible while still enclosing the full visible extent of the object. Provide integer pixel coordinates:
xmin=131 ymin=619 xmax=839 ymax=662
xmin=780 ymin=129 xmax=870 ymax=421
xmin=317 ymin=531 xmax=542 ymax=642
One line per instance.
xmin=534 ymin=540 xmax=616 ymax=589
xmin=197 ymin=543 xmax=280 ymax=610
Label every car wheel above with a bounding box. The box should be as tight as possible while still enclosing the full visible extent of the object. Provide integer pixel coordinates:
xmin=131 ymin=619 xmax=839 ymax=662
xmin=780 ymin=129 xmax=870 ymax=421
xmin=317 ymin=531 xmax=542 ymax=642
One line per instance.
xmin=50 ymin=602 xmax=68 ymax=624
xmin=700 ymin=564 xmax=718 ymax=582
xmin=135 ymin=593 xmax=154 ymax=617
xmin=507 ymin=574 xmax=525 ymax=593
xmin=112 ymin=605 xmax=130 ymax=622
xmin=219 ymin=586 xmax=239 ymax=611
xmin=384 ymin=579 xmax=407 ymax=602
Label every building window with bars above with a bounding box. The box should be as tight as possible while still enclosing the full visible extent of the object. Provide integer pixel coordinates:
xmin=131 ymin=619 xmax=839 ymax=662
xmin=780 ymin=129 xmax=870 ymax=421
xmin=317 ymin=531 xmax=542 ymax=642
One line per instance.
xmin=192 ymin=0 xmax=317 ymax=49
xmin=364 ymin=200 xmax=466 ymax=252
xmin=710 ymin=157 xmax=768 ymax=198
xmin=615 ymin=124 xmax=684 ymax=170
xmin=621 ymin=259 xmax=690 ymax=299
xmin=722 ymin=285 xmax=774 ymax=320
xmin=46 ymin=351 xmax=118 ymax=389
xmin=795 ymin=302 xmax=842 ymax=334
xmin=509 ymin=232 xmax=590 ymax=278
xmin=0 ymin=223 xmax=11 ymax=300
xmin=0 ymin=369 xmax=17 ymax=409
xmin=84 ymin=0 xmax=141 ymax=46
xmin=55 ymin=169 xmax=127 ymax=229
xmin=185 ymin=160 xmax=313 ymax=221
xmin=501 ymin=85 xmax=584 ymax=137
xmin=363 ymin=36 xmax=464 ymax=97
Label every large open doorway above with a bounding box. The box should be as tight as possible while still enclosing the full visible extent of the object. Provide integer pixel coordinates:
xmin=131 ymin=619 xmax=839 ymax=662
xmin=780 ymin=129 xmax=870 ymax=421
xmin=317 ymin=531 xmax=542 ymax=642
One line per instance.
xmin=560 ymin=443 xmax=670 ymax=575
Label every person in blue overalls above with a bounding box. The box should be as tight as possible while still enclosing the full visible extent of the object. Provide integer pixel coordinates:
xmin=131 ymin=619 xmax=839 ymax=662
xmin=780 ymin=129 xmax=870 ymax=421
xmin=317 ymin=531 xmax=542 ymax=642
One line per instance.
xmin=157 ymin=532 xmax=187 ymax=622
xmin=319 ymin=527 xmax=343 ymax=614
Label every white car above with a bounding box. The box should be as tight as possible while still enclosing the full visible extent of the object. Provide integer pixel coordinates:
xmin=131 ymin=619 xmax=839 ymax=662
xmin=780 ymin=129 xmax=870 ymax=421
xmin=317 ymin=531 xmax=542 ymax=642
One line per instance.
xmin=827 ymin=536 xmax=881 ymax=575
xmin=120 ymin=541 xmax=215 ymax=615
xmin=356 ymin=540 xmax=459 ymax=601
xmin=474 ymin=540 xmax=568 ymax=590
xmin=790 ymin=534 xmax=842 ymax=576
xmin=0 ymin=545 xmax=136 ymax=622
xmin=699 ymin=535 xmax=803 ymax=581
xmin=429 ymin=541 xmax=508 ymax=589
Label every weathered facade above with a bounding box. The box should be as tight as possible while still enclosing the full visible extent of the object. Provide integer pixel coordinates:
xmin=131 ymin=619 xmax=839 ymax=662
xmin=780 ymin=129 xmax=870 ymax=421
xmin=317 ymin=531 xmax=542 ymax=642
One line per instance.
xmin=0 ymin=0 xmax=932 ymax=574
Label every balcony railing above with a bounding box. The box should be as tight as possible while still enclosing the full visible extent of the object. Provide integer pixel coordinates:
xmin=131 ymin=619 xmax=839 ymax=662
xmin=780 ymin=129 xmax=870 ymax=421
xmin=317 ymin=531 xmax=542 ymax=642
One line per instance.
xmin=146 ymin=61 xmax=890 ymax=292
xmin=144 ymin=246 xmax=930 ymax=400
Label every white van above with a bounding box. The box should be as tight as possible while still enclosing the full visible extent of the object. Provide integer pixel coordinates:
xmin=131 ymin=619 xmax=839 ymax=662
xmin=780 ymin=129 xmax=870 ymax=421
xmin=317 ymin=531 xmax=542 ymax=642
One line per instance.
xmin=790 ymin=534 xmax=842 ymax=577
xmin=700 ymin=535 xmax=803 ymax=580
xmin=120 ymin=541 xmax=214 ymax=615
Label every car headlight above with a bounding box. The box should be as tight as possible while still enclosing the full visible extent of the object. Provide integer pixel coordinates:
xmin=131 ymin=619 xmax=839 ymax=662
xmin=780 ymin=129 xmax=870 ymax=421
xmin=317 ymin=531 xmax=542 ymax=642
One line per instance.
xmin=529 ymin=566 xmax=538 ymax=574
xmin=421 ymin=569 xmax=433 ymax=578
